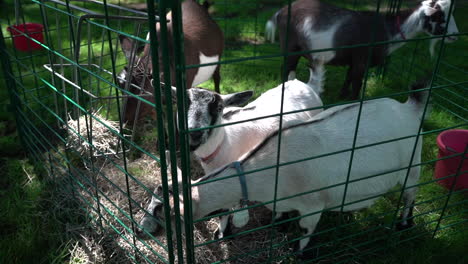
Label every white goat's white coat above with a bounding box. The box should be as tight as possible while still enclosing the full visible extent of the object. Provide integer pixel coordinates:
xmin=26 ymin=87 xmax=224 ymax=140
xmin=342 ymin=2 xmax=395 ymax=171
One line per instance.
xmin=178 ymin=91 xmax=426 ymax=251
xmin=135 ymin=80 xmax=324 ymax=239
xmin=194 ymin=79 xmax=323 ymax=173
xmin=193 ymin=79 xmax=323 ymax=232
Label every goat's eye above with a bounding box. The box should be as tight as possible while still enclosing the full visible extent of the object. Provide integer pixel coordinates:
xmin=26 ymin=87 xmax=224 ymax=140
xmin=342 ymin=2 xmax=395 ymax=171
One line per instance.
xmin=217 ymin=104 xmax=223 ymax=112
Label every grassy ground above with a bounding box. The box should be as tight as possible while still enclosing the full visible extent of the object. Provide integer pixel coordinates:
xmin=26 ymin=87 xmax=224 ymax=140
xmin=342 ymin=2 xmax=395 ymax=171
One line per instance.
xmin=0 ymin=0 xmax=467 ymax=263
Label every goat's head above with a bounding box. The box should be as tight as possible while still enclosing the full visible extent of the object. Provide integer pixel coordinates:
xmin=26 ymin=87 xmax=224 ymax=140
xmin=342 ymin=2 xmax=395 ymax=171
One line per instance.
xmin=118 ymin=35 xmax=154 ymax=124
xmin=136 ymin=184 xmax=167 ymax=239
xmin=137 ymin=151 xmax=182 ymax=239
xmin=420 ymin=0 xmax=458 ymax=42
xmin=184 ymin=88 xmax=253 ymax=151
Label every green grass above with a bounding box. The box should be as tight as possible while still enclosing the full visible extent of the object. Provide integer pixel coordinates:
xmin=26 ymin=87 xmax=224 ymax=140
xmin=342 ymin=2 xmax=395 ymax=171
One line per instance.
xmin=0 ymin=159 xmax=76 ymax=264
xmin=0 ymin=0 xmax=467 ymax=263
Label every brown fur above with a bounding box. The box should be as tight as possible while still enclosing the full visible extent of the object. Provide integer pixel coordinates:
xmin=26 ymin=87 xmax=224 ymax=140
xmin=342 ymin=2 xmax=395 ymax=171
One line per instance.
xmin=121 ymin=0 xmax=224 ymax=124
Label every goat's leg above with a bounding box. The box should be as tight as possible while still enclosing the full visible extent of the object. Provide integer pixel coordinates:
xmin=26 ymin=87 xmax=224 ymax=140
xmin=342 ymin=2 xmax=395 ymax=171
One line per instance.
xmin=307 ymin=62 xmax=326 ymax=94
xmin=213 ymin=65 xmax=221 ymax=93
xmin=274 ymin=211 xmax=296 ymax=233
xmin=340 ymin=66 xmax=353 ymax=98
xmin=293 ymin=212 xmax=322 ymax=260
xmin=296 ymin=211 xmax=321 ymax=250
xmin=350 ymin=64 xmax=366 ymax=100
xmin=397 ymin=169 xmax=419 ymax=230
xmin=213 ymin=210 xmax=233 ymax=239
xmin=284 ymin=54 xmax=301 ymax=80
xmin=279 ymin=35 xmax=301 ymax=80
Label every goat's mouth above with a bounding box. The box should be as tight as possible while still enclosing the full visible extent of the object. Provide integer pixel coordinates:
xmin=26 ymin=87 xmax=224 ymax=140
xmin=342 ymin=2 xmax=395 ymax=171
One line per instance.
xmin=189 ymin=135 xmax=206 ymax=151
xmin=136 ymin=228 xmax=160 ymax=240
xmin=136 ymin=216 xmax=164 ymax=240
xmin=189 ymin=142 xmax=201 ymax=151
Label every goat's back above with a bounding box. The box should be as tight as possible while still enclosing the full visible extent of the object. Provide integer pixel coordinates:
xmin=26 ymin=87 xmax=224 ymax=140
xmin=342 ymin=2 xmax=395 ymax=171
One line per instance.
xmin=275 ymin=0 xmax=390 ymax=66
xmin=244 ymin=98 xmax=423 ymax=211
xmin=182 ymin=0 xmax=224 ymax=54
xmin=216 ymin=80 xmax=322 ymax=171
xmin=225 ymin=80 xmax=322 ymax=146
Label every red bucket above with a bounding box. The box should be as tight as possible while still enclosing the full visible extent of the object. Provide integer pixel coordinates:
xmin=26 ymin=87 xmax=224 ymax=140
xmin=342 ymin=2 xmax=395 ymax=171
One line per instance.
xmin=435 ymin=129 xmax=468 ymax=190
xmin=7 ymin=23 xmax=44 ymax=52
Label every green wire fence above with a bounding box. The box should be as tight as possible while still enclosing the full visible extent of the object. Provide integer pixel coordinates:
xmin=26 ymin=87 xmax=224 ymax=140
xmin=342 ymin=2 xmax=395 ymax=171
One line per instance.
xmin=1 ymin=0 xmax=467 ymax=263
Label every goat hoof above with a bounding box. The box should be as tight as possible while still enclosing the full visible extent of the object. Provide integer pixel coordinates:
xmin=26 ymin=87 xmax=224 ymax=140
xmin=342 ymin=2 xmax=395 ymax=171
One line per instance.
xmin=396 ymin=218 xmax=415 ymax=231
xmin=213 ymin=228 xmax=223 ymax=240
xmin=274 ymin=212 xmax=293 ymax=233
xmin=293 ymin=241 xmax=318 ymax=261
xmin=294 ymin=247 xmax=318 ymax=261
xmin=213 ymin=223 xmax=234 ymax=240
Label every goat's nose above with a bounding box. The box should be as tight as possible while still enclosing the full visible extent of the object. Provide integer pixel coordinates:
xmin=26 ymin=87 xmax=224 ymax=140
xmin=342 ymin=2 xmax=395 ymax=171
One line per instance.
xmin=135 ymin=227 xmax=144 ymax=237
xmin=190 ymin=131 xmax=203 ymax=141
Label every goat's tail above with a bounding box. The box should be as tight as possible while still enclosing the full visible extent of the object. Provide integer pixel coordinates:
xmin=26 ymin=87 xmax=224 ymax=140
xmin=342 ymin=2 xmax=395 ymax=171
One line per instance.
xmin=265 ymin=11 xmax=280 ymax=43
xmin=408 ymin=77 xmax=432 ymax=119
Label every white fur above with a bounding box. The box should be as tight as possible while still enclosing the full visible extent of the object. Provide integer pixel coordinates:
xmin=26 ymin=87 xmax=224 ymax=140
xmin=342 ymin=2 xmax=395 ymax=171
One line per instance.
xmin=446 ymin=14 xmax=459 ymax=41
xmin=192 ymin=53 xmax=219 ymax=87
xmin=175 ymin=90 xmax=427 ymax=251
xmin=301 ymin=17 xmax=343 ymax=64
xmin=195 ymin=79 xmax=323 ymax=172
xmin=194 ymin=79 xmax=323 ymax=234
xmin=287 ymin=71 xmax=296 ymax=80
xmin=136 ymin=80 xmax=324 ymax=239
xmin=307 ymin=63 xmax=326 ymax=94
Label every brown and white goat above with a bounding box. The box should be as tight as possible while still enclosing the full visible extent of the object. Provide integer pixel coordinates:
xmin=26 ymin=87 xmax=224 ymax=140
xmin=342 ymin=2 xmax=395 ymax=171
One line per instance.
xmin=119 ymin=0 xmax=224 ymax=124
xmin=265 ymin=0 xmax=458 ymax=99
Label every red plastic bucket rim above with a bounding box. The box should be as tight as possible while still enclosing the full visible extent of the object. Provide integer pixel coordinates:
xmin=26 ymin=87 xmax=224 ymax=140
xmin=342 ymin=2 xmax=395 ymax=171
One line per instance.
xmin=7 ymin=23 xmax=44 ymax=34
xmin=437 ymin=129 xmax=468 ymax=154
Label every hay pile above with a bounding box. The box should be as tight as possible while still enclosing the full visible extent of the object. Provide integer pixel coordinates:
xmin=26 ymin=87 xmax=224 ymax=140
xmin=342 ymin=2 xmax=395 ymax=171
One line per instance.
xmin=61 ymin=153 xmax=294 ymax=263
xmin=65 ymin=113 xmax=128 ymax=157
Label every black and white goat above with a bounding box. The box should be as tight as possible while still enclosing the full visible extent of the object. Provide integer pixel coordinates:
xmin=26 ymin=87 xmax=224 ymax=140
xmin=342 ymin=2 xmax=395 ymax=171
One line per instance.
xmin=119 ymin=0 xmax=224 ymax=123
xmin=139 ymin=80 xmax=429 ymax=254
xmin=185 ymin=79 xmax=323 ymax=236
xmin=265 ymin=0 xmax=458 ymax=99
xmin=137 ymin=80 xmax=323 ymax=239
xmin=188 ymin=80 xmax=323 ymax=173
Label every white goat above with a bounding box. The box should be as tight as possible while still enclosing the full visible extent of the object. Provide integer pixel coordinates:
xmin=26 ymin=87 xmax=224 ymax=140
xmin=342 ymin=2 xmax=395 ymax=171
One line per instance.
xmin=144 ymin=80 xmax=429 ymax=254
xmin=190 ymin=79 xmax=323 ymax=173
xmin=136 ymin=80 xmax=323 ymax=239
xmin=189 ymin=80 xmax=323 ymax=236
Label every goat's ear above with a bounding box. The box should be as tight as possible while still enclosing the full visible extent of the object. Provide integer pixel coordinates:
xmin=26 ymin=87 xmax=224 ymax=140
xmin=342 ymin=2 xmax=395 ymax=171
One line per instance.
xmin=156 ymin=183 xmax=173 ymax=196
xmin=221 ymin=91 xmax=254 ymax=107
xmin=119 ymin=35 xmax=144 ymax=60
xmin=155 ymin=184 xmax=164 ymax=196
